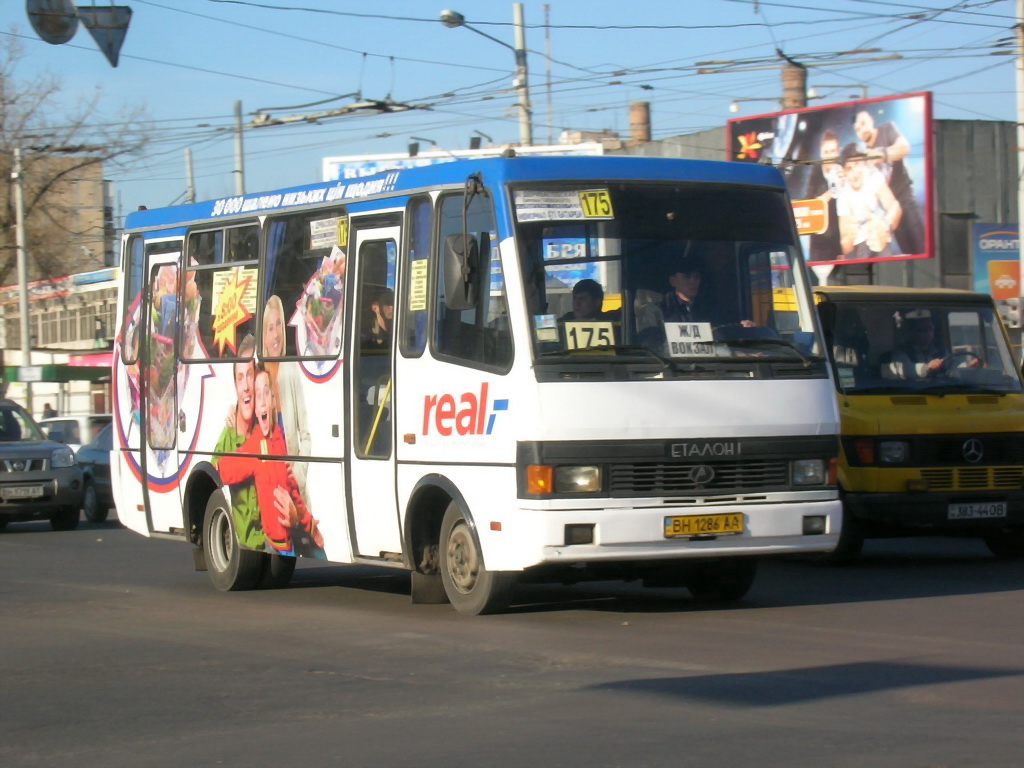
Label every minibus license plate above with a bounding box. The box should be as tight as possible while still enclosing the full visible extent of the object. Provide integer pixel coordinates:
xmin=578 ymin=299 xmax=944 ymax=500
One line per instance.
xmin=948 ymin=501 xmax=1007 ymax=520
xmin=2 ymin=485 xmax=44 ymax=500
xmin=664 ymin=513 xmax=743 ymax=538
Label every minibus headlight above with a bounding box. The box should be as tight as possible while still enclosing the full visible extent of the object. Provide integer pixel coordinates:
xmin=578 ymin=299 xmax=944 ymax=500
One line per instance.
xmin=51 ymin=447 xmax=75 ymax=468
xmin=554 ymin=466 xmax=601 ymax=493
xmin=878 ymin=441 xmax=909 ymax=464
xmin=792 ymin=459 xmax=825 ymax=485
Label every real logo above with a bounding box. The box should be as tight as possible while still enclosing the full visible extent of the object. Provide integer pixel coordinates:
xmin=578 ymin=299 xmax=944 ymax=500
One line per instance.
xmin=423 ymin=383 xmax=508 ymax=436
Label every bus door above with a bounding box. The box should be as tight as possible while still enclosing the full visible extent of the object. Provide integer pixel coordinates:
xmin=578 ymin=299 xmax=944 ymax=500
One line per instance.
xmin=347 ymin=218 xmax=402 ymax=559
xmin=139 ymin=248 xmax=187 ymax=534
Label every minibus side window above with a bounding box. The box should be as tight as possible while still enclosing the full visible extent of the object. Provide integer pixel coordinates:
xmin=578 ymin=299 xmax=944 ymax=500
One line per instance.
xmin=434 ymin=193 xmax=512 ymax=371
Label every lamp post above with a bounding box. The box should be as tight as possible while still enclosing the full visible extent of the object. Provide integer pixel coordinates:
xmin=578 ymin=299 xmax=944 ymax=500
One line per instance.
xmin=440 ymin=5 xmax=533 ymax=146
xmin=11 ymin=148 xmax=32 ymax=413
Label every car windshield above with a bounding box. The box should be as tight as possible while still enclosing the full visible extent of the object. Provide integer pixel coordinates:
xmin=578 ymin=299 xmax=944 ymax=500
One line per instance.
xmin=824 ymin=301 xmax=1023 ymax=395
xmin=0 ymin=405 xmax=45 ymax=441
xmin=513 ymin=181 xmax=825 ymax=381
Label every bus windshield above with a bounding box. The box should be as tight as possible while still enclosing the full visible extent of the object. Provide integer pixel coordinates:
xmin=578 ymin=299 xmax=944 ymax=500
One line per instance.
xmin=513 ymin=181 xmax=823 ymax=376
xmin=826 ymin=300 xmax=1023 ymax=395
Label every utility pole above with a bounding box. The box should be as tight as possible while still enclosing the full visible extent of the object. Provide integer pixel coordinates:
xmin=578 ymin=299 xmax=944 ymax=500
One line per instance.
xmin=513 ymin=3 xmax=533 ymax=146
xmin=440 ymin=6 xmax=533 ymax=145
xmin=544 ymin=3 xmax=553 ymax=145
xmin=1017 ymin=0 xmax=1024 ymax=330
xmin=12 ymin=148 xmax=33 ymax=413
xmin=233 ymin=100 xmax=245 ymax=195
xmin=185 ymin=148 xmax=196 ymax=204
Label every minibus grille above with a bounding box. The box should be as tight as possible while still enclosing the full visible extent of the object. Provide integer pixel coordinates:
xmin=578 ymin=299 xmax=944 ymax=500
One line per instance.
xmin=919 ymin=435 xmax=1024 ymax=465
xmin=609 ymin=460 xmax=789 ymax=496
xmin=920 ymin=467 xmax=1024 ymax=491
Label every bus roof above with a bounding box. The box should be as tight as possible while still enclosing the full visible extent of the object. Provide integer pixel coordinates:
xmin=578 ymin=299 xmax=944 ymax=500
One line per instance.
xmin=124 ymin=154 xmax=787 ymax=232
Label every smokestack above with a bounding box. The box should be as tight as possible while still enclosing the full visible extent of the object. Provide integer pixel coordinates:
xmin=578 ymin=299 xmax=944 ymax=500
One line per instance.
xmin=781 ymin=63 xmax=807 ymax=109
xmin=629 ymin=101 xmax=651 ymax=145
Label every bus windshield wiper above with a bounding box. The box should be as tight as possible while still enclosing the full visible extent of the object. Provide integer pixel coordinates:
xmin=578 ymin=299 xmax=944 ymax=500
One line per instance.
xmin=718 ymin=337 xmax=813 ymax=365
xmin=539 ymin=344 xmax=671 ymax=368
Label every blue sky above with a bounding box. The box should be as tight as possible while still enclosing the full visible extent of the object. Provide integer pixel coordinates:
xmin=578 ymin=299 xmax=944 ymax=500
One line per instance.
xmin=1 ymin=1 xmax=1016 ymax=219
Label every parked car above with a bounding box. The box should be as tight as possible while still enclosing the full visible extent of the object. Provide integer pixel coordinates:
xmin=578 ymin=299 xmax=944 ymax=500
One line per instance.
xmin=0 ymin=399 xmax=84 ymax=531
xmin=39 ymin=414 xmax=112 ymax=454
xmin=75 ymin=422 xmax=114 ymax=523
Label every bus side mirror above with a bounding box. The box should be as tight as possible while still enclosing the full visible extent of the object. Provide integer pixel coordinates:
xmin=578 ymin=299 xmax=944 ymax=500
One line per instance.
xmin=443 ymin=233 xmax=479 ymax=310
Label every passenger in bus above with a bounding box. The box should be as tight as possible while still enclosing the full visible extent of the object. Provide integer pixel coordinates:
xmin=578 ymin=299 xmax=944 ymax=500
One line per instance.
xmin=262 ymin=295 xmax=311 ymax=495
xmin=558 ymin=279 xmax=615 ymax=323
xmin=361 ymin=287 xmax=394 ymax=349
xmin=217 ymin=366 xmax=324 ymax=557
xmin=212 ymin=334 xmax=263 ymax=550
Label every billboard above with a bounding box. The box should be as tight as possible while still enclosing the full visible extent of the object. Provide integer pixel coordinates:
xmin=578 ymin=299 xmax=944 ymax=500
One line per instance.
xmin=971 ymin=223 xmax=1020 ymax=329
xmin=727 ymin=92 xmax=932 ymax=267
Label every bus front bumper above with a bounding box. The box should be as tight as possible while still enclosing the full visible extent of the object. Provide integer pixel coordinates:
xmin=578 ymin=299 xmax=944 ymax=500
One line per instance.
xmin=483 ymin=499 xmax=841 ymax=571
xmin=844 ymin=490 xmax=1024 ymax=531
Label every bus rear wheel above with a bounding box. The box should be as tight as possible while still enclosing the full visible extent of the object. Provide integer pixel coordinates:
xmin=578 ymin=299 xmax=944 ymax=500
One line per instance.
xmin=203 ymin=489 xmax=263 ymax=591
xmin=439 ymin=502 xmax=516 ymax=615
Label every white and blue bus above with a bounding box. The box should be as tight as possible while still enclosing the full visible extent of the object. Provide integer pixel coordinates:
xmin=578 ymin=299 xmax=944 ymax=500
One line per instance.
xmin=113 ymin=155 xmax=840 ymax=614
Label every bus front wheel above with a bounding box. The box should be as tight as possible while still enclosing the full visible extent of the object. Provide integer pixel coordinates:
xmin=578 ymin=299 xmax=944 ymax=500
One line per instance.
xmin=686 ymin=558 xmax=758 ymax=603
xmin=203 ymin=489 xmax=263 ymax=591
xmin=439 ymin=502 xmax=516 ymax=615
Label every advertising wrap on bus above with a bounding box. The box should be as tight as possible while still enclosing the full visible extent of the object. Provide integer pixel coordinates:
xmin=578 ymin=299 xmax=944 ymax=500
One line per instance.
xmin=113 ymin=155 xmax=841 ymax=615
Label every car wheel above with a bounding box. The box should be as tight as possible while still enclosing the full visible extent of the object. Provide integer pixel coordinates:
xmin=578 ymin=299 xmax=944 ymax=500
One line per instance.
xmin=82 ymin=481 xmax=109 ymax=523
xmin=203 ymin=489 xmax=263 ymax=591
xmin=439 ymin=501 xmax=516 ymax=615
xmin=687 ymin=558 xmax=758 ymax=603
xmin=983 ymin=527 xmax=1024 ymax=559
xmin=0 ymin=519 xmax=8 ymax=532
xmin=50 ymin=505 xmax=79 ymax=531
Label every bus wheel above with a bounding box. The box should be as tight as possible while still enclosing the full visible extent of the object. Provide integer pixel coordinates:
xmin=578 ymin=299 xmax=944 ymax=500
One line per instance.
xmin=259 ymin=553 xmax=297 ymax=589
xmin=824 ymin=504 xmax=864 ymax=564
xmin=983 ymin=528 xmax=1024 ymax=559
xmin=82 ymin=481 xmax=108 ymax=523
xmin=203 ymin=490 xmax=262 ymax=591
xmin=687 ymin=558 xmax=758 ymax=603
xmin=50 ymin=505 xmax=79 ymax=531
xmin=439 ymin=502 xmax=516 ymax=615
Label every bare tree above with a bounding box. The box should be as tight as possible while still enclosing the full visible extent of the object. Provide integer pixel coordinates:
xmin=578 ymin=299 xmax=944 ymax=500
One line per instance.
xmin=0 ymin=35 xmax=149 ymax=285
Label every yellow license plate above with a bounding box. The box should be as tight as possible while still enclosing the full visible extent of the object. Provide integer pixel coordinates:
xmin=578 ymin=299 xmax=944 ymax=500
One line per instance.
xmin=664 ymin=513 xmax=744 ymax=538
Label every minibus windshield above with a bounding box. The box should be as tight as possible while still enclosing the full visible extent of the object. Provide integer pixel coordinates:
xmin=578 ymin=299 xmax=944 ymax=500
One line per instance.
xmin=826 ymin=301 xmax=1023 ymax=395
xmin=513 ymin=181 xmax=825 ymax=378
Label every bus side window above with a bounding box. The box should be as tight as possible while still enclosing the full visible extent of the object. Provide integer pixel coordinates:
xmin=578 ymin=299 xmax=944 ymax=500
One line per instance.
xmin=434 ymin=193 xmax=512 ymax=370
xmin=400 ymin=196 xmax=431 ymax=358
xmin=264 ymin=209 xmax=347 ymax=359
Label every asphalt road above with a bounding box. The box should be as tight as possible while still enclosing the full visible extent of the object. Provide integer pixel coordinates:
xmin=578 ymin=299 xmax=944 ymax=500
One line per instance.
xmin=3 ymin=514 xmax=1023 ymax=768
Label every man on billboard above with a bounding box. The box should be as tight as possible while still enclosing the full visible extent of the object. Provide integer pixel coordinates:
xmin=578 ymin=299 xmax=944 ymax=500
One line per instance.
xmin=806 ymin=129 xmax=844 ymax=262
xmin=853 ymin=109 xmax=925 ymax=255
xmin=837 ymin=144 xmax=902 ymax=260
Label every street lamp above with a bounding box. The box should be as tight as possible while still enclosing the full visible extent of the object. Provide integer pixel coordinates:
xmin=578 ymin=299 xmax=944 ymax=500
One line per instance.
xmin=440 ymin=5 xmax=533 ymax=145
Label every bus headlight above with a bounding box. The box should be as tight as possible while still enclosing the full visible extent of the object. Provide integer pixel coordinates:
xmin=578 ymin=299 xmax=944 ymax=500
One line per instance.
xmin=51 ymin=447 xmax=75 ymax=468
xmin=878 ymin=441 xmax=909 ymax=464
xmin=792 ymin=459 xmax=825 ymax=485
xmin=554 ymin=466 xmax=601 ymax=493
